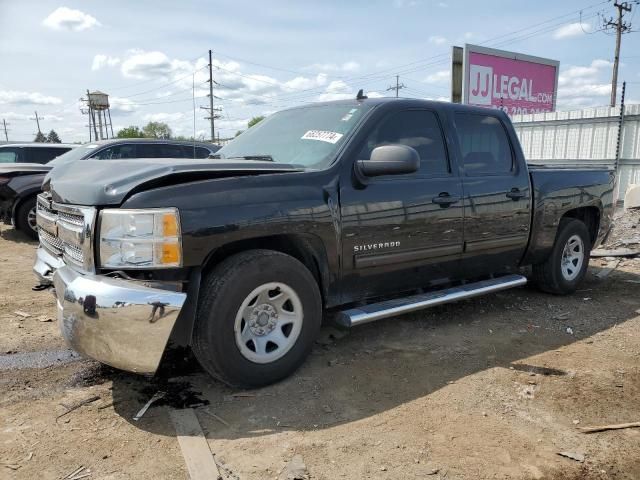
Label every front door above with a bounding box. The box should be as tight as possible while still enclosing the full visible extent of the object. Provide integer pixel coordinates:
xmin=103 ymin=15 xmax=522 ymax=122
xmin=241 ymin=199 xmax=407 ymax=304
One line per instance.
xmin=339 ymin=108 xmax=464 ymax=302
xmin=453 ymin=112 xmax=531 ymax=276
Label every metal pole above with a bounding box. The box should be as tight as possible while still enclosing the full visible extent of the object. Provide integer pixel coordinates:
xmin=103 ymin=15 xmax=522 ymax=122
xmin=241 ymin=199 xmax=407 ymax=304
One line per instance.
xmin=209 ymin=49 xmax=215 ymax=142
xmin=614 ymin=81 xmax=626 ymax=204
xmin=2 ymin=119 xmax=8 ymax=141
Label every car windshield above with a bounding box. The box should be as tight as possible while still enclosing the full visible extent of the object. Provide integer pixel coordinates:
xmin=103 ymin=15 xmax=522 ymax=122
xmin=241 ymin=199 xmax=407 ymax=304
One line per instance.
xmin=216 ymin=103 xmax=373 ymax=169
xmin=48 ymin=144 xmax=100 ymax=165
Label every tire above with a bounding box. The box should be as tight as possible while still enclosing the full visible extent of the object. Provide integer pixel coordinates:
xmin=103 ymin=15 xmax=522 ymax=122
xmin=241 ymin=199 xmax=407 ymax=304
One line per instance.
xmin=15 ymin=197 xmax=38 ymax=240
xmin=192 ymin=249 xmax=322 ymax=388
xmin=532 ymin=218 xmax=591 ymax=295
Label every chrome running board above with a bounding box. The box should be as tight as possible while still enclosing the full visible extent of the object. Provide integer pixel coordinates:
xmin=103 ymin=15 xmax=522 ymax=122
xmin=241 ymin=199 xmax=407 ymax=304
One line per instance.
xmin=336 ymin=274 xmax=527 ymax=327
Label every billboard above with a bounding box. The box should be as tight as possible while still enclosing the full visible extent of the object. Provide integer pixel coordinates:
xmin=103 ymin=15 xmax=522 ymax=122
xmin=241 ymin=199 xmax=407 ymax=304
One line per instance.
xmin=462 ymin=44 xmax=559 ymax=115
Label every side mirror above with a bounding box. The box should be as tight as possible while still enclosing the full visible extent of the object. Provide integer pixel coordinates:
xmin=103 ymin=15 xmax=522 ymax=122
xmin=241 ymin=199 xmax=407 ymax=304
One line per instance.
xmin=357 ymin=145 xmax=420 ymax=177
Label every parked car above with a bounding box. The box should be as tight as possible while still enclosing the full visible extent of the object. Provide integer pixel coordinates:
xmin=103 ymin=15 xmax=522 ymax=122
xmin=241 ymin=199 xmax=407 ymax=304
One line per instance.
xmin=34 ymin=98 xmax=614 ymax=388
xmin=0 ymin=143 xmax=75 ymax=164
xmin=1 ymin=139 xmax=219 ymax=239
xmin=0 ymin=143 xmax=75 ymax=237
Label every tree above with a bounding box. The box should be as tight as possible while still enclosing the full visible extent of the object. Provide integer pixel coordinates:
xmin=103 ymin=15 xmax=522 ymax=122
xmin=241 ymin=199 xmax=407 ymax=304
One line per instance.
xmin=34 ymin=131 xmax=46 ymax=143
xmin=116 ymin=126 xmax=143 ymax=138
xmin=235 ymin=130 xmax=244 ymax=137
xmin=247 ymin=116 xmax=264 ymax=128
xmin=46 ymin=130 xmax=61 ymax=143
xmin=142 ymin=121 xmax=172 ymax=139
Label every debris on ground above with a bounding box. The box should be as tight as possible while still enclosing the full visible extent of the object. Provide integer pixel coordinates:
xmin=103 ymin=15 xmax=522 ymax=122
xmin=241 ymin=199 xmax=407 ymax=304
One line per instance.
xmin=202 ymin=408 xmax=231 ymax=428
xmin=133 ymin=391 xmax=165 ymax=421
xmin=56 ymin=395 xmax=100 ymax=421
xmin=279 ymin=454 xmax=308 ymax=480
xmin=579 ymin=421 xmax=640 ymax=433
xmin=170 ymin=409 xmax=222 ymax=480
xmin=13 ymin=310 xmax=31 ymax=318
xmin=566 ymin=327 xmax=574 ymax=335
xmin=64 ymin=465 xmax=91 ymax=479
xmin=557 ymin=451 xmax=585 ymax=463
xmin=591 ymin=248 xmax=640 ymax=258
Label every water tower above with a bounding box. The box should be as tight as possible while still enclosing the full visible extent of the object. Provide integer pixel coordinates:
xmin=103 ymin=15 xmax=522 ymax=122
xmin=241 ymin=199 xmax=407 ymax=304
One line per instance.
xmin=85 ymin=90 xmax=114 ymax=141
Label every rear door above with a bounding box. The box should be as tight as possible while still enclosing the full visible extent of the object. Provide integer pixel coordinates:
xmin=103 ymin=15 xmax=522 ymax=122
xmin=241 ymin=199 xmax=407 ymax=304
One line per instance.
xmin=453 ymin=112 xmax=531 ymax=275
xmin=339 ymin=107 xmax=465 ymax=300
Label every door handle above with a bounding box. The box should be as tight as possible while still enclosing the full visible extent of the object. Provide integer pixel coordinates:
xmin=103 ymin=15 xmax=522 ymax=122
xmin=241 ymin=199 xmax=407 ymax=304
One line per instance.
xmin=506 ymin=188 xmax=526 ymax=200
xmin=432 ymin=193 xmax=460 ymax=206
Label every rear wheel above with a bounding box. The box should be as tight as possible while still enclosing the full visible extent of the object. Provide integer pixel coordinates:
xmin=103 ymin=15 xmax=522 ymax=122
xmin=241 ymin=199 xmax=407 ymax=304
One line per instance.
xmin=15 ymin=197 xmax=38 ymax=240
xmin=192 ymin=250 xmax=322 ymax=388
xmin=533 ymin=218 xmax=591 ymax=295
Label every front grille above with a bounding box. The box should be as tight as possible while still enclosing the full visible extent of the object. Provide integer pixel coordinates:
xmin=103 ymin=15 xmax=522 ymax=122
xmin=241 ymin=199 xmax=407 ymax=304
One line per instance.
xmin=39 ymin=228 xmax=64 ymax=255
xmin=36 ymin=193 xmax=96 ymax=272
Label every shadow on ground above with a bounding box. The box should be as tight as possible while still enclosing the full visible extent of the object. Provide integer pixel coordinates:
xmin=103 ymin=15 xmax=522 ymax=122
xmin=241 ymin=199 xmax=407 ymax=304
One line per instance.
xmin=0 ymin=225 xmax=36 ymax=243
xmin=96 ymin=267 xmax=640 ymax=440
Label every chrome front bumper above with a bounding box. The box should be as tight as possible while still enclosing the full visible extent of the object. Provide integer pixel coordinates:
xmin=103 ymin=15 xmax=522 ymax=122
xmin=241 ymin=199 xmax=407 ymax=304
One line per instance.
xmin=34 ymin=247 xmax=186 ymax=374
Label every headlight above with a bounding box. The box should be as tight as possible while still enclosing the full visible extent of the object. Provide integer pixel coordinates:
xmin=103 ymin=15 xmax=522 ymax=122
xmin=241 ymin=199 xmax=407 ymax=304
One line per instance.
xmin=99 ymin=208 xmax=182 ymax=268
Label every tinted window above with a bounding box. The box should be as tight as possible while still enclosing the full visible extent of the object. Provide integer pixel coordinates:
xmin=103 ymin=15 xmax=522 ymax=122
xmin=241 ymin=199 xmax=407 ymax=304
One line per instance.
xmin=92 ymin=144 xmax=136 ymax=160
xmin=27 ymin=147 xmax=70 ymax=164
xmin=195 ymin=146 xmax=212 ymax=158
xmin=156 ymin=144 xmax=186 ymax=158
xmin=0 ymin=148 xmax=20 ymax=163
xmin=455 ymin=114 xmax=513 ymax=175
xmin=358 ymin=110 xmax=449 ymax=175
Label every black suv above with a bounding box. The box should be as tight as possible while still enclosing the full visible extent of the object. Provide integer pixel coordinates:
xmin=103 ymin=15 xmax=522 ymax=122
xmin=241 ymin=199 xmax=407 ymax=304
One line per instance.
xmin=1 ymin=139 xmax=220 ymax=239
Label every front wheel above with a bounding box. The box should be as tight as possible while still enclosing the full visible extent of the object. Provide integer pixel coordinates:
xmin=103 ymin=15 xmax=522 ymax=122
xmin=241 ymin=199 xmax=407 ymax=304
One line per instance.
xmin=533 ymin=218 xmax=591 ymax=295
xmin=192 ymin=250 xmax=322 ymax=388
xmin=16 ymin=197 xmax=38 ymax=240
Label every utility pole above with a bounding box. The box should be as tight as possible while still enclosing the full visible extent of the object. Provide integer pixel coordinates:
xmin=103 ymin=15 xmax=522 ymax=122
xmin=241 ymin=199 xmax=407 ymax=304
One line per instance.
xmin=208 ymin=49 xmax=215 ymax=142
xmin=386 ymin=75 xmax=406 ymax=98
xmin=2 ymin=119 xmax=9 ymax=142
xmin=603 ymin=1 xmax=633 ymax=106
xmin=31 ymin=110 xmax=43 ymax=134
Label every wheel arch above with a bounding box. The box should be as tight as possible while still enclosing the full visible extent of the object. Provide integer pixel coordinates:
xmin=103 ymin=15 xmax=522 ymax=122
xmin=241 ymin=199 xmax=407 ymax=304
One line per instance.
xmin=561 ymin=205 xmax=600 ymax=246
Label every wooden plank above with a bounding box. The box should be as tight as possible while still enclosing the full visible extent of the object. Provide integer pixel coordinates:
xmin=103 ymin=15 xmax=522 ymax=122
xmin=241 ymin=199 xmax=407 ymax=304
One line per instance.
xmin=169 ymin=409 xmax=221 ymax=480
xmin=579 ymin=421 xmax=640 ymax=433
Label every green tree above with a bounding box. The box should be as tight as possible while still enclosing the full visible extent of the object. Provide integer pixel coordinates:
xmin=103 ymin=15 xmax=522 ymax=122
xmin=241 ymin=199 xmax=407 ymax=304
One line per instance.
xmin=142 ymin=121 xmax=172 ymax=139
xmin=34 ymin=131 xmax=46 ymax=142
xmin=235 ymin=130 xmax=244 ymax=137
xmin=247 ymin=116 xmax=264 ymax=128
xmin=116 ymin=126 xmax=144 ymax=138
xmin=46 ymin=129 xmax=61 ymax=143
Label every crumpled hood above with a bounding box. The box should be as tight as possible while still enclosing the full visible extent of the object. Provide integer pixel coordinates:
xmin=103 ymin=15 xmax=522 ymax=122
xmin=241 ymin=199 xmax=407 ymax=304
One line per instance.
xmin=46 ymin=158 xmax=305 ymax=205
xmin=0 ymin=163 xmax=52 ymax=175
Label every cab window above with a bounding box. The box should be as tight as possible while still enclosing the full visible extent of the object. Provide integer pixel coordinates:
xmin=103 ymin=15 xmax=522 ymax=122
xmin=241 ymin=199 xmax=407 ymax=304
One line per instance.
xmin=0 ymin=148 xmax=20 ymax=163
xmin=455 ymin=114 xmax=513 ymax=175
xmin=358 ymin=110 xmax=449 ymax=176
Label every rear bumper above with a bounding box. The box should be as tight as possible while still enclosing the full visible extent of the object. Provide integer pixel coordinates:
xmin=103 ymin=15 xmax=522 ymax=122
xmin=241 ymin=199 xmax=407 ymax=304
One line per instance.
xmin=35 ymin=247 xmax=187 ymax=374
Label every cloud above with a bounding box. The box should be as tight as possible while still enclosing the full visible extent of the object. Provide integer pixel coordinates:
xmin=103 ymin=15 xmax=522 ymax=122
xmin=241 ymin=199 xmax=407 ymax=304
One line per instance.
xmin=121 ymin=50 xmax=176 ymax=79
xmin=553 ymin=22 xmax=592 ymax=39
xmin=42 ymin=7 xmax=100 ymax=31
xmin=557 ymin=59 xmax=613 ymax=108
xmin=109 ymin=97 xmax=137 ymax=114
xmin=2 ymin=112 xmax=63 ymax=121
xmin=424 ymin=70 xmax=450 ymax=85
xmin=304 ymin=62 xmax=360 ymax=73
xmin=316 ymin=80 xmax=353 ymax=101
xmin=92 ymin=54 xmax=121 ymax=71
xmin=0 ymin=90 xmax=63 ymax=105
xmin=428 ymin=36 xmax=448 ymax=46
xmin=142 ymin=112 xmax=185 ymax=122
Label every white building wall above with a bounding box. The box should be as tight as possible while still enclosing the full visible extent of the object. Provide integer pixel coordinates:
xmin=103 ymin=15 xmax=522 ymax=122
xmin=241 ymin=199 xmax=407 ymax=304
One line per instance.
xmin=512 ymin=104 xmax=640 ymax=202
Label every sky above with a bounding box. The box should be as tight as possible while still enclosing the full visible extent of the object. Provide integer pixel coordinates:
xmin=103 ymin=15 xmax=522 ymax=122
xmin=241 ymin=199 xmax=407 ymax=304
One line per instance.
xmin=0 ymin=0 xmax=639 ymax=143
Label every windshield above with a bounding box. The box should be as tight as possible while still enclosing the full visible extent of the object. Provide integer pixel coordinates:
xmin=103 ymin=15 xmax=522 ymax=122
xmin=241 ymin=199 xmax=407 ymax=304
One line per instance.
xmin=216 ymin=103 xmax=373 ymax=169
xmin=48 ymin=144 xmax=100 ymax=165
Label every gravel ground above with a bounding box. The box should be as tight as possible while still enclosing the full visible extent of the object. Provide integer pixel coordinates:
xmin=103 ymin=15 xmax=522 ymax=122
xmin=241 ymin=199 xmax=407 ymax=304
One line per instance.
xmin=1 ymin=221 xmax=640 ymax=479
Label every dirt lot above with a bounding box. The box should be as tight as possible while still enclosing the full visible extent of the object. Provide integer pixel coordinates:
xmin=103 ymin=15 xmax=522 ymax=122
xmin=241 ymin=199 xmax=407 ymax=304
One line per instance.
xmin=1 ymin=217 xmax=640 ymax=480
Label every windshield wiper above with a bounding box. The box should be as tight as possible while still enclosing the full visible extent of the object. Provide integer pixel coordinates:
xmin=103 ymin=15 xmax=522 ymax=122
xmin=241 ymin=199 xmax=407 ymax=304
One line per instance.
xmin=228 ymin=155 xmax=275 ymax=162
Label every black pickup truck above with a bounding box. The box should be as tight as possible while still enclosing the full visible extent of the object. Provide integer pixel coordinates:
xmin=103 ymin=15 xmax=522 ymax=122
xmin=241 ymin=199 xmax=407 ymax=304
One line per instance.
xmin=34 ymin=98 xmax=614 ymax=388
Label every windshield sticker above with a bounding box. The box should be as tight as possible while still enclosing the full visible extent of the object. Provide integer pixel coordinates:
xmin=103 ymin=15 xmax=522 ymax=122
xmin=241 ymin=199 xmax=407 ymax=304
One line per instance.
xmin=301 ymin=130 xmax=343 ymax=144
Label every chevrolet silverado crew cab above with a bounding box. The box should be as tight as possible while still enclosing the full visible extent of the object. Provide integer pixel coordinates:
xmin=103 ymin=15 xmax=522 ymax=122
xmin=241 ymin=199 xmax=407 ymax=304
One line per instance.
xmin=34 ymin=98 xmax=614 ymax=388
